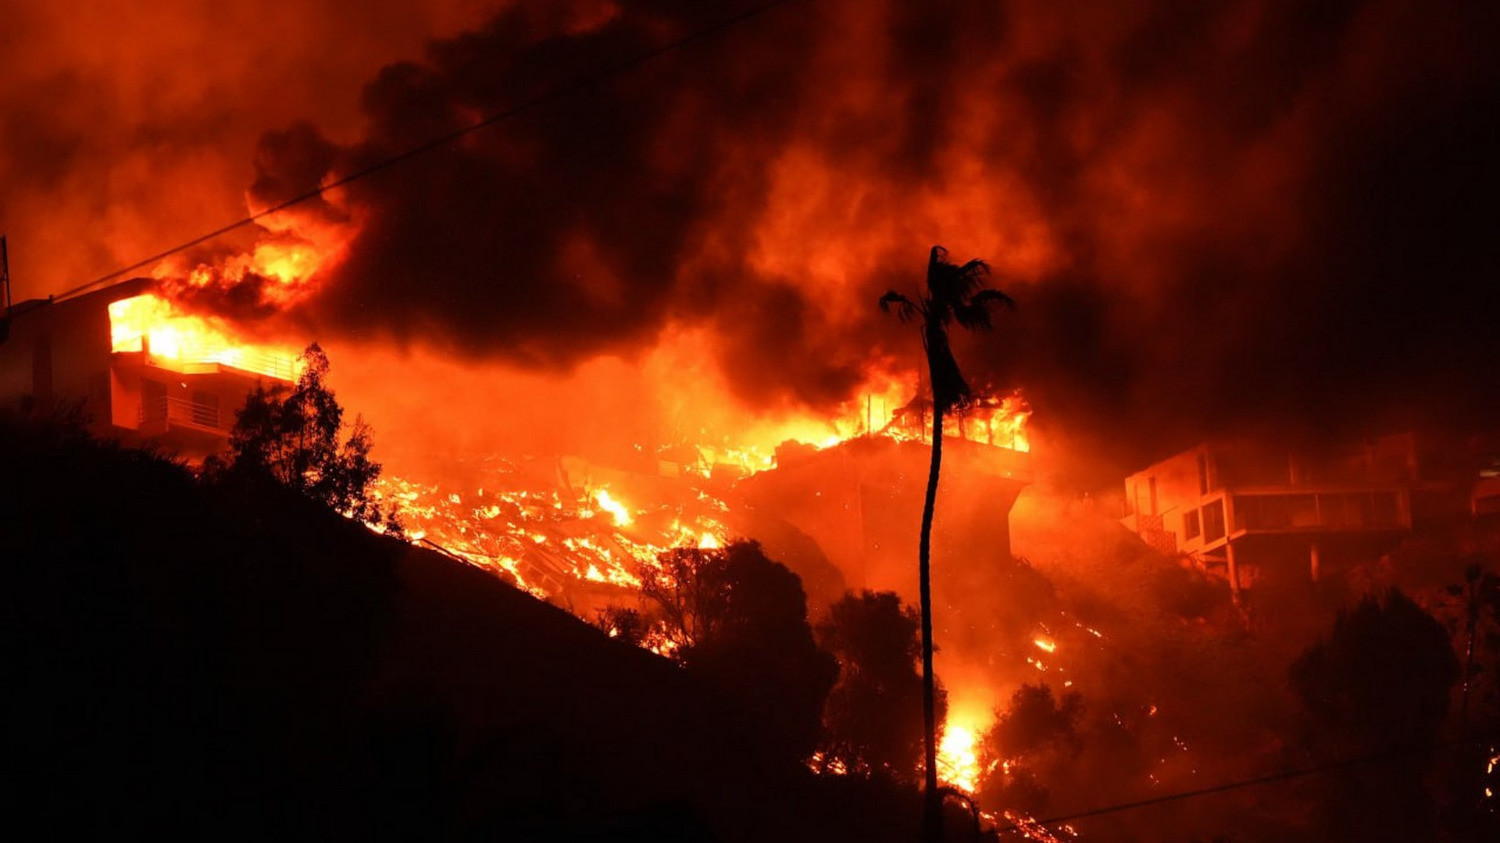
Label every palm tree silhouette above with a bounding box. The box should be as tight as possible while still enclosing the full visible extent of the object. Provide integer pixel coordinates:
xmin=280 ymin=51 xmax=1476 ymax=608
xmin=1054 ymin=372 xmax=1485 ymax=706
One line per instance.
xmin=880 ymin=245 xmax=1013 ymax=841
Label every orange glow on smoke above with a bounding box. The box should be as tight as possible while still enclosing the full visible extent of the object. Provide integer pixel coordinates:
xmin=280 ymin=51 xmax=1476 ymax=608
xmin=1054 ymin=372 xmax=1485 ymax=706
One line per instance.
xmin=160 ymin=236 xmax=340 ymax=310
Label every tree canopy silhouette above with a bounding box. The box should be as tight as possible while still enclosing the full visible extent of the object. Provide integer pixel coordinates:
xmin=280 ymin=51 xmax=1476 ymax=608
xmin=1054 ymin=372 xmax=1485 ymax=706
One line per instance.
xmin=976 ymin=682 xmax=1082 ymax=817
xmin=215 ymin=343 xmax=397 ymax=531
xmin=636 ymin=540 xmax=838 ymax=766
xmin=880 ymin=245 xmax=1013 ymax=841
xmin=1289 ymin=588 xmax=1459 ymax=839
xmin=817 ymin=590 xmax=945 ymax=780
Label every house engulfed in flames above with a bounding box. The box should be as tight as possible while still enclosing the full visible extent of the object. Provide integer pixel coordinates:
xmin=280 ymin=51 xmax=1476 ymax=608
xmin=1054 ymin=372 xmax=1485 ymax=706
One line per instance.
xmin=0 ymin=280 xmax=296 ymax=460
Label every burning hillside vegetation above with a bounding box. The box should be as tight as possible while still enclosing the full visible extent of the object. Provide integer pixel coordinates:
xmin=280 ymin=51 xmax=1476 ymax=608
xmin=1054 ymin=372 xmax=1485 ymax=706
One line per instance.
xmin=7 ymin=1 xmax=1493 ymax=834
xmin=88 ymin=279 xmax=1244 ymax=829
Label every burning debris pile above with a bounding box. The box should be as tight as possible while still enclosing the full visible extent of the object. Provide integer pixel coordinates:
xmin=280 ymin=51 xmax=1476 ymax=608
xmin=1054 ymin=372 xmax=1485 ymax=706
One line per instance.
xmin=369 ymin=387 xmax=1031 ymax=614
xmin=373 ymin=455 xmax=730 ymax=599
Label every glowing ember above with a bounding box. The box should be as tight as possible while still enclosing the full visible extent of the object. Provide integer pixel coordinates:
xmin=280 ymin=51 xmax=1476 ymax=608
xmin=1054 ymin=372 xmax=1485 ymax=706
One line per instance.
xmin=1003 ymin=811 xmax=1075 ymax=842
xmin=1033 ymin=637 xmax=1057 ymax=654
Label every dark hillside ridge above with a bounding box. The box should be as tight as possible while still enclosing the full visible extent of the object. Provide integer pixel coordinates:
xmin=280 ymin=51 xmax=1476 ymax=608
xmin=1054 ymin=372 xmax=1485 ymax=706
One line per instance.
xmin=0 ymin=414 xmax=961 ymax=841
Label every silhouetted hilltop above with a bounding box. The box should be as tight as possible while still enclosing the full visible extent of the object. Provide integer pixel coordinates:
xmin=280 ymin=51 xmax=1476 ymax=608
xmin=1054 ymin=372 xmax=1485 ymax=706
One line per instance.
xmin=0 ymin=415 xmax=957 ymax=841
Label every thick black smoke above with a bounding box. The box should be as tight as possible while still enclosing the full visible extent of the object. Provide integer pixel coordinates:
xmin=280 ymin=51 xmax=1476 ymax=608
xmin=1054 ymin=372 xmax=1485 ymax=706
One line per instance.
xmin=237 ymin=0 xmax=1500 ymax=481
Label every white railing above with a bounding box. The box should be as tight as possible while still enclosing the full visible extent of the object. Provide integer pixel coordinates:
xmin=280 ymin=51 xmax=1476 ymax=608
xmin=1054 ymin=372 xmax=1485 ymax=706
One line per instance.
xmin=138 ymin=396 xmax=223 ymax=431
xmin=142 ymin=342 xmax=297 ymax=382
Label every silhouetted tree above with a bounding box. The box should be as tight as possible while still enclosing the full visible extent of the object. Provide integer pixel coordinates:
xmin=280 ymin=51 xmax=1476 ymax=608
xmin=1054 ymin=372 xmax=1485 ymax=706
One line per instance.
xmin=592 ymin=605 xmax=650 ymax=648
xmin=216 ymin=343 xmax=398 ymax=531
xmin=987 ymin=683 xmax=1083 ymax=760
xmin=818 ymin=590 xmax=946 ymax=779
xmin=1445 ymin=562 xmax=1500 ymax=838
xmin=1289 ymin=588 xmax=1459 ymax=839
xmin=976 ymin=683 xmax=1082 ymax=816
xmin=880 ymin=245 xmax=1013 ymax=840
xmin=1449 ymin=562 xmax=1500 ymax=730
xmin=638 ymin=541 xmax=838 ymax=764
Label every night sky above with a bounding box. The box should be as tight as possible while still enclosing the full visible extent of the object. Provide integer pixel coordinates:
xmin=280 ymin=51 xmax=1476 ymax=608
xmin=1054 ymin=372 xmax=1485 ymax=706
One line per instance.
xmin=3 ymin=0 xmax=1497 ymax=482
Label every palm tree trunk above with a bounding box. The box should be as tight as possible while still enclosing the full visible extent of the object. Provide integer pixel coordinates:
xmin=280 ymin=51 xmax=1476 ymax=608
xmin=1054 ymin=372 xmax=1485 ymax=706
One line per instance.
xmin=919 ymin=394 xmax=944 ymax=843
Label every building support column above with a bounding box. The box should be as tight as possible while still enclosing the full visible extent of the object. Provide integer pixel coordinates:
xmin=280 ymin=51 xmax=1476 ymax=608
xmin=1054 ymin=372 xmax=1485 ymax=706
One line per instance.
xmin=1226 ymin=541 xmax=1242 ymax=606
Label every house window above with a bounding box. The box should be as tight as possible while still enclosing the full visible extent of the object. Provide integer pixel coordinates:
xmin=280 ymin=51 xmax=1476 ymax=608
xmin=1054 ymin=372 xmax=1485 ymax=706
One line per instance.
xmin=1184 ymin=509 xmax=1201 ymax=539
xmin=1203 ymin=500 xmax=1226 ymax=542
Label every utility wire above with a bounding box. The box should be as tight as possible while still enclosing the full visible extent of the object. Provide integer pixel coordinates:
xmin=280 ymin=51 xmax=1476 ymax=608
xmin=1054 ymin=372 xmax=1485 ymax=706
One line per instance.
xmin=53 ymin=0 xmax=804 ymax=303
xmin=991 ymin=740 xmax=1467 ymax=836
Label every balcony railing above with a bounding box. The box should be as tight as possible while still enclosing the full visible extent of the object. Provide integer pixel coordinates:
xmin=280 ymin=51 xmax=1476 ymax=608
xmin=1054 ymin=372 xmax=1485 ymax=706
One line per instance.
xmin=1231 ymin=489 xmax=1405 ymax=532
xmin=194 ymin=347 xmax=297 ymax=381
xmin=135 ymin=343 xmax=297 ymax=382
xmin=139 ymin=396 xmax=224 ymax=432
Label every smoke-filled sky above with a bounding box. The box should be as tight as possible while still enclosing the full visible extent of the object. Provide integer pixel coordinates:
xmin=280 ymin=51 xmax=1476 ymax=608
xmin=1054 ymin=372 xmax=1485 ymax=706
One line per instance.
xmin=3 ymin=0 xmax=1496 ymax=483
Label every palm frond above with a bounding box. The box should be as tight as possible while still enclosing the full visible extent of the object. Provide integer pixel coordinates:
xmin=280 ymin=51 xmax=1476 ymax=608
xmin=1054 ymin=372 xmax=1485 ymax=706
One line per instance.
xmin=953 ymin=288 xmax=1015 ymax=330
xmin=879 ymin=290 xmax=918 ymax=322
xmin=953 ymin=301 xmax=993 ymax=331
xmin=926 ymin=246 xmax=992 ymax=313
xmin=952 ymin=259 xmax=991 ymax=298
xmin=970 ymin=288 xmax=1016 ymax=310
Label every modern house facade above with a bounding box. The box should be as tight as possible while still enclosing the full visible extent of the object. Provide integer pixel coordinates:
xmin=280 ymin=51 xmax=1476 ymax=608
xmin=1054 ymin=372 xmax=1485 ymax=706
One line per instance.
xmin=1121 ymin=436 xmax=1445 ymax=598
xmin=0 ymin=280 xmax=295 ymax=460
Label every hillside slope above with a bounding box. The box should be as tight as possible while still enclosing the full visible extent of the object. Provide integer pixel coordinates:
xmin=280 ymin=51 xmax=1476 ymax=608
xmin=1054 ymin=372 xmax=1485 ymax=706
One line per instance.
xmin=0 ymin=416 xmax=950 ymax=841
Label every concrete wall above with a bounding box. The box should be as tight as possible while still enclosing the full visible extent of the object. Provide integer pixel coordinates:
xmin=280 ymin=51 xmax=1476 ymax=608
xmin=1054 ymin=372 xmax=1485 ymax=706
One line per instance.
xmin=0 ymin=282 xmax=147 ymax=427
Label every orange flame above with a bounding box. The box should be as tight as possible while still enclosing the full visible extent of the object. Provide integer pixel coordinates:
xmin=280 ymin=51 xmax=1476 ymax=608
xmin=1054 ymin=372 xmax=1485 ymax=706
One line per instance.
xmin=937 ymin=703 xmax=992 ymax=794
xmin=937 ymin=724 xmax=981 ymax=793
xmin=108 ymin=293 xmax=299 ymax=380
xmin=593 ymin=487 xmax=632 ymax=527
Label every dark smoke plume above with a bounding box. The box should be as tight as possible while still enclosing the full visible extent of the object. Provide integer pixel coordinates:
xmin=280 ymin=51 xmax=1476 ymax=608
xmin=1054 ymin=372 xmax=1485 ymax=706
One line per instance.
xmin=7 ymin=0 xmax=1497 ymax=481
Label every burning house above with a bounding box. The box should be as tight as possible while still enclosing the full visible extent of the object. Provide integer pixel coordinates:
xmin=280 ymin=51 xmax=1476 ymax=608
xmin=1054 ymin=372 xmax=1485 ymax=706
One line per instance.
xmin=741 ymin=433 xmax=1032 ymax=596
xmin=0 ymin=280 xmax=296 ymax=460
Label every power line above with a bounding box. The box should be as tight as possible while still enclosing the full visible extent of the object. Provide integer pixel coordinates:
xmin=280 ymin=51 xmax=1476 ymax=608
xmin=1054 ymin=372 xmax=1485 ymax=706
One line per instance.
xmin=53 ymin=0 xmax=804 ymax=303
xmin=991 ymin=741 xmax=1458 ymax=836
